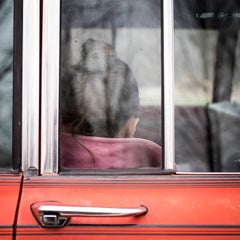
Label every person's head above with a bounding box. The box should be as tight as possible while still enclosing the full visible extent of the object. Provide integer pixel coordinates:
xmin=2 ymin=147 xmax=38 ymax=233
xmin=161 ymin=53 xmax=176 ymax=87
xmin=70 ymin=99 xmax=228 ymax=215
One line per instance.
xmin=61 ymin=38 xmax=140 ymax=138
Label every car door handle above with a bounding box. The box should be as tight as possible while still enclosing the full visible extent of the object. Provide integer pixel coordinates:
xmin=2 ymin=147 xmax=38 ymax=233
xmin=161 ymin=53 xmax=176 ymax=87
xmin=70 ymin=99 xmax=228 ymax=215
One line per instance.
xmin=31 ymin=201 xmax=148 ymax=228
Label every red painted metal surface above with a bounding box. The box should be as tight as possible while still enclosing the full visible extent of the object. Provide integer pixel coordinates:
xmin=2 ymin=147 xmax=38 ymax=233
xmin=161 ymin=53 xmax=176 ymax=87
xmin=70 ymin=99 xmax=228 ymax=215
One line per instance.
xmin=15 ymin=174 xmax=240 ymax=239
xmin=0 ymin=174 xmax=22 ymax=240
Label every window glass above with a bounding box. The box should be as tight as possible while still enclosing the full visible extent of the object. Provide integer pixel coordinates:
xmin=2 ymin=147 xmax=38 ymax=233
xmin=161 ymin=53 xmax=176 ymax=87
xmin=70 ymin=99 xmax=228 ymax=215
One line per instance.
xmin=60 ymin=0 xmax=162 ymax=170
xmin=174 ymin=0 xmax=240 ymax=172
xmin=0 ymin=0 xmax=13 ymax=168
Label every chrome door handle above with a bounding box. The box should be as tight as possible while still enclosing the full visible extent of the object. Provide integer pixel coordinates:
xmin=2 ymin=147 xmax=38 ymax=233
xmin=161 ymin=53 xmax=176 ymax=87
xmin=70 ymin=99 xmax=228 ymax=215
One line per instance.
xmin=31 ymin=201 xmax=148 ymax=228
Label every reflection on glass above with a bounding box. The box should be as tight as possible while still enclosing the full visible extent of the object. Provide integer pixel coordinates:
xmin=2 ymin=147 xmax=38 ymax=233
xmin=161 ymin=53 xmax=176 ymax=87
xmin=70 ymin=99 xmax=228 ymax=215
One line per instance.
xmin=0 ymin=0 xmax=13 ymax=168
xmin=60 ymin=0 xmax=162 ymax=170
xmin=174 ymin=0 xmax=240 ymax=172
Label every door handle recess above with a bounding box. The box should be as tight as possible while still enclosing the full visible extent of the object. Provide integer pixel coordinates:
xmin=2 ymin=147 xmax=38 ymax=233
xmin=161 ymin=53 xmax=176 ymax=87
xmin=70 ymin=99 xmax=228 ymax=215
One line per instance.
xmin=31 ymin=201 xmax=148 ymax=228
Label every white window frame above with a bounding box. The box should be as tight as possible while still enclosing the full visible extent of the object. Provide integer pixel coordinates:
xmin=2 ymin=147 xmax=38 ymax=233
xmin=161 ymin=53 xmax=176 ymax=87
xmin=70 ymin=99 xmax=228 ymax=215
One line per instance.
xmin=22 ymin=0 xmax=40 ymax=173
xmin=161 ymin=0 xmax=175 ymax=170
xmin=41 ymin=0 xmax=60 ymax=174
xmin=21 ymin=0 xmax=175 ymax=174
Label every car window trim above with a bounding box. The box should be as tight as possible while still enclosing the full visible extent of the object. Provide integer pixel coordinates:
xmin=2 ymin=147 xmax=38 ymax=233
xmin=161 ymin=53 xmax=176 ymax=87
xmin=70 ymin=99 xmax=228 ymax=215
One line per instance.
xmin=41 ymin=0 xmax=60 ymax=174
xmin=39 ymin=0 xmax=175 ymax=175
xmin=13 ymin=0 xmax=23 ymax=171
xmin=161 ymin=0 xmax=175 ymax=170
xmin=22 ymin=0 xmax=40 ymax=173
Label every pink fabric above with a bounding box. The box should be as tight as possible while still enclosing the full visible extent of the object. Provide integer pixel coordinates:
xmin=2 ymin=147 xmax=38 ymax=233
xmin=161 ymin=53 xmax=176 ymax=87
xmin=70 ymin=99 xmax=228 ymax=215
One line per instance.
xmin=61 ymin=132 xmax=162 ymax=169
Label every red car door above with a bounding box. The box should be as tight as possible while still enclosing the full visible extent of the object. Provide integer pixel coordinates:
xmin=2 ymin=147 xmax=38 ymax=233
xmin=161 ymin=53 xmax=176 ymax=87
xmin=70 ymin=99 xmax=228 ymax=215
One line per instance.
xmin=0 ymin=174 xmax=22 ymax=240
xmin=15 ymin=0 xmax=240 ymax=239
xmin=16 ymin=175 xmax=240 ymax=240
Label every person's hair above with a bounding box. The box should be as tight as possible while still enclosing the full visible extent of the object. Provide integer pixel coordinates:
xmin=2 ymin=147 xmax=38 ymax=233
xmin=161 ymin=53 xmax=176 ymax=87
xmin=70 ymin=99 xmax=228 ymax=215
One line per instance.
xmin=61 ymin=38 xmax=139 ymax=138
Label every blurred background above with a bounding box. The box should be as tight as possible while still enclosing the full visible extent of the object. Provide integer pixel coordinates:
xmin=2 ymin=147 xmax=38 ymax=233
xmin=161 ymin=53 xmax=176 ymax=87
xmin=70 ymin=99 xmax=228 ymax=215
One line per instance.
xmin=0 ymin=0 xmax=13 ymax=168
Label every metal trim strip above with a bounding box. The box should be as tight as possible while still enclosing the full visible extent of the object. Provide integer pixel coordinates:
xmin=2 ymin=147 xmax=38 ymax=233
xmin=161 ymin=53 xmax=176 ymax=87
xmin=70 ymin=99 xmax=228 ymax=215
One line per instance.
xmin=22 ymin=0 xmax=40 ymax=172
xmin=41 ymin=0 xmax=60 ymax=174
xmin=161 ymin=0 xmax=175 ymax=170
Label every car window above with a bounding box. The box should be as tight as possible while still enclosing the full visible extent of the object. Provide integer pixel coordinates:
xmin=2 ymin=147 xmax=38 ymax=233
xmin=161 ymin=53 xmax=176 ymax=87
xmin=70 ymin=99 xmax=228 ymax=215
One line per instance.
xmin=174 ymin=0 xmax=240 ymax=172
xmin=0 ymin=0 xmax=13 ymax=169
xmin=60 ymin=0 xmax=163 ymax=171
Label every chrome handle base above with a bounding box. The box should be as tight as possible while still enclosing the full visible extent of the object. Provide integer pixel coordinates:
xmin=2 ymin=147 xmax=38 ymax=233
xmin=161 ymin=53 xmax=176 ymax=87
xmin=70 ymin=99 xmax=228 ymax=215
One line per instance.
xmin=31 ymin=201 xmax=148 ymax=228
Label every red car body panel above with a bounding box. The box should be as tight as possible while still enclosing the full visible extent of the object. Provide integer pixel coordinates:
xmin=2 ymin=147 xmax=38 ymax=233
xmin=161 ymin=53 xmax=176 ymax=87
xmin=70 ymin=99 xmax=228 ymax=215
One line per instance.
xmin=15 ymin=175 xmax=240 ymax=239
xmin=0 ymin=174 xmax=22 ymax=240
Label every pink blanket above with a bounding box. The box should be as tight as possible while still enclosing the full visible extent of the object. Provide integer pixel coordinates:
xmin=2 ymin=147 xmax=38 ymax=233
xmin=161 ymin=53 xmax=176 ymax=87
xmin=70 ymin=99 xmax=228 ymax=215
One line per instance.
xmin=61 ymin=132 xmax=162 ymax=169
